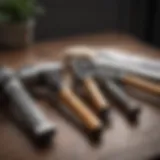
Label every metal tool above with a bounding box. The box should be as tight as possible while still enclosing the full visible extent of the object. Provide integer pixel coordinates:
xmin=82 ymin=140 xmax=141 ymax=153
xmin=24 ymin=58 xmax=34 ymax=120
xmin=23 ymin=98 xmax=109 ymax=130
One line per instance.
xmin=63 ymin=52 xmax=110 ymax=123
xmin=18 ymin=64 xmax=102 ymax=139
xmin=0 ymin=67 xmax=55 ymax=144
xmin=99 ymin=48 xmax=160 ymax=71
xmin=96 ymin=66 xmax=160 ymax=97
xmin=95 ymin=56 xmax=160 ymax=81
xmin=96 ymin=75 xmax=140 ymax=122
xmin=65 ymin=47 xmax=160 ymax=96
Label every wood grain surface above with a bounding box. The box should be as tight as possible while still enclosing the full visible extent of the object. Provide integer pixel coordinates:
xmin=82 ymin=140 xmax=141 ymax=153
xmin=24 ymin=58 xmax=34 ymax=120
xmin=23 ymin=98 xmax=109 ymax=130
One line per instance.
xmin=0 ymin=33 xmax=160 ymax=160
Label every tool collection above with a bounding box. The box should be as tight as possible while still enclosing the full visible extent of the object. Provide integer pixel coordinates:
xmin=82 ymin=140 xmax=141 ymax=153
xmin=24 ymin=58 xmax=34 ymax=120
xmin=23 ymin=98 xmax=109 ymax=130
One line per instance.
xmin=1 ymin=46 xmax=160 ymax=146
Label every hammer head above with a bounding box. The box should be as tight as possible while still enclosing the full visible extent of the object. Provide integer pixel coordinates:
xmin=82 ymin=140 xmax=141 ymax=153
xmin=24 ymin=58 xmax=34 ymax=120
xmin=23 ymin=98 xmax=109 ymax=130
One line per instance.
xmin=64 ymin=47 xmax=96 ymax=80
xmin=68 ymin=58 xmax=96 ymax=80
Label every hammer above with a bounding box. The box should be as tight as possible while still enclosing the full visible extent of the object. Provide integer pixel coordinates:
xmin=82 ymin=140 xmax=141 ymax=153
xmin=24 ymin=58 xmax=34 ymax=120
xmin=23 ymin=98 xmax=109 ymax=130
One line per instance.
xmin=18 ymin=63 xmax=103 ymax=139
xmin=64 ymin=48 xmax=110 ymax=123
xmin=0 ymin=67 xmax=55 ymax=144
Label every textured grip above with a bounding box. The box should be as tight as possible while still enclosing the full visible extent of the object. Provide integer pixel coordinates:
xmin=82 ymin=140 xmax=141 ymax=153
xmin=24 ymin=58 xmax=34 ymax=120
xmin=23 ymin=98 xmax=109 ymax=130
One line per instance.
xmin=105 ymin=80 xmax=140 ymax=121
xmin=59 ymin=86 xmax=102 ymax=133
xmin=4 ymin=78 xmax=55 ymax=141
xmin=123 ymin=75 xmax=160 ymax=95
xmin=83 ymin=77 xmax=110 ymax=121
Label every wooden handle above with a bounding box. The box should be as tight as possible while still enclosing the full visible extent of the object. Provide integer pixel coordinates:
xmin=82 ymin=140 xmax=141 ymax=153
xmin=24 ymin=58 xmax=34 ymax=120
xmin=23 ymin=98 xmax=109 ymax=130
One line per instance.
xmin=59 ymin=86 xmax=102 ymax=131
xmin=83 ymin=77 xmax=109 ymax=111
xmin=123 ymin=75 xmax=160 ymax=95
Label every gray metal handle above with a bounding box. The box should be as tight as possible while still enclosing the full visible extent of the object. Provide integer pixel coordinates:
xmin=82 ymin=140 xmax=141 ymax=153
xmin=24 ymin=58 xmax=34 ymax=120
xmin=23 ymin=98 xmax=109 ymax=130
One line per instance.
xmin=105 ymin=80 xmax=140 ymax=121
xmin=4 ymin=78 xmax=55 ymax=141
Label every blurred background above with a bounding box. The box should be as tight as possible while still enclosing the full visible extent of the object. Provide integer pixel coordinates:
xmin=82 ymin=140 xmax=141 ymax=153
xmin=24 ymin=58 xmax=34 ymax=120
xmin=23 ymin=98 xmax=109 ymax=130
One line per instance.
xmin=35 ymin=0 xmax=158 ymax=44
xmin=28 ymin=0 xmax=160 ymax=46
xmin=0 ymin=0 xmax=160 ymax=48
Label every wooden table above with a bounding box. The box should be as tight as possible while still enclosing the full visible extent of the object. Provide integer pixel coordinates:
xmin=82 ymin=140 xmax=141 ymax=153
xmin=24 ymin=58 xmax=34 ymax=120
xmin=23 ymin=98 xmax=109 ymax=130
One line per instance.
xmin=0 ymin=33 xmax=160 ymax=160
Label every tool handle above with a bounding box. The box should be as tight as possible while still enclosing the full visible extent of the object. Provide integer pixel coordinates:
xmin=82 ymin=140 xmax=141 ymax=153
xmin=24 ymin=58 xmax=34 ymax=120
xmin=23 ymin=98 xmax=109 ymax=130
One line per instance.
xmin=106 ymin=80 xmax=140 ymax=121
xmin=123 ymin=75 xmax=160 ymax=95
xmin=4 ymin=78 xmax=55 ymax=141
xmin=83 ymin=77 xmax=109 ymax=111
xmin=59 ymin=86 xmax=102 ymax=132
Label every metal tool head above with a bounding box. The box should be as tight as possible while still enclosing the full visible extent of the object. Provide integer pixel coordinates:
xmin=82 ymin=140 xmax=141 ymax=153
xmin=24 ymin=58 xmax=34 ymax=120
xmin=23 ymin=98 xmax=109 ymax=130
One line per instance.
xmin=18 ymin=62 xmax=63 ymax=84
xmin=68 ymin=58 xmax=96 ymax=80
xmin=95 ymin=56 xmax=160 ymax=81
xmin=64 ymin=46 xmax=97 ymax=80
xmin=95 ymin=66 xmax=124 ymax=83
